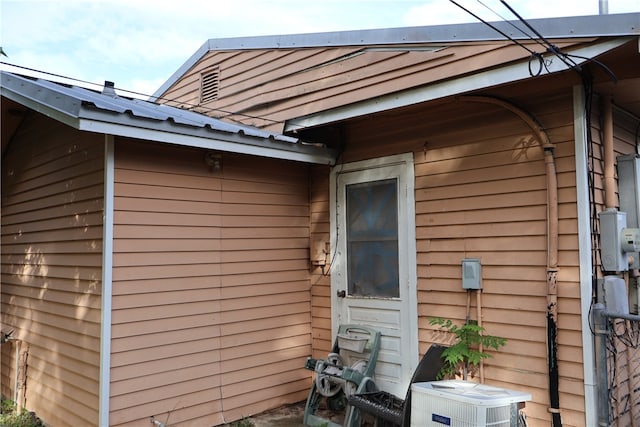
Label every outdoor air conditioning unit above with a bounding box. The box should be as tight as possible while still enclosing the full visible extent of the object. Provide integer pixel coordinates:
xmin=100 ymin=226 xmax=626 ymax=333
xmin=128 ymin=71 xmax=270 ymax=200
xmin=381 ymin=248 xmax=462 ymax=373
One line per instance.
xmin=410 ymin=380 xmax=531 ymax=427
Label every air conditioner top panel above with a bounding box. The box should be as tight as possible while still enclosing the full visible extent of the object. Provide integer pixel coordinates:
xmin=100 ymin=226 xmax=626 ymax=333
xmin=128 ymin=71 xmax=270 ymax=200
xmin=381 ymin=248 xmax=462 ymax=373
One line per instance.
xmin=412 ymin=380 xmax=532 ymax=406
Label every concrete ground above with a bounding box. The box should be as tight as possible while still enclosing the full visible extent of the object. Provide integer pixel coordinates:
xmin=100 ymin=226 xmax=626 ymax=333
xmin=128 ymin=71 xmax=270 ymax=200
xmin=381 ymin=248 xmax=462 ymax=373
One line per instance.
xmin=245 ymin=402 xmax=306 ymax=427
xmin=224 ymin=401 xmax=343 ymax=427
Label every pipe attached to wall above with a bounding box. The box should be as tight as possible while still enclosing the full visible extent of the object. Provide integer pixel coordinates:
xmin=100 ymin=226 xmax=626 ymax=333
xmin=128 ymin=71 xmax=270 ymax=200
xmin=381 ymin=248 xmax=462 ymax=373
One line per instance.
xmin=459 ymin=96 xmax=562 ymax=426
xmin=602 ymin=96 xmax=616 ymax=209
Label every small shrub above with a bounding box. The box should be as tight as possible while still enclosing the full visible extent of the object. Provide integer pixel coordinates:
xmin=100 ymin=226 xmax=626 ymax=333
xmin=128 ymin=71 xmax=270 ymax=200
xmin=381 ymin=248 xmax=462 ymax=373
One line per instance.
xmin=429 ymin=317 xmax=507 ymax=380
xmin=230 ymin=418 xmax=254 ymax=427
xmin=0 ymin=399 xmax=45 ymax=427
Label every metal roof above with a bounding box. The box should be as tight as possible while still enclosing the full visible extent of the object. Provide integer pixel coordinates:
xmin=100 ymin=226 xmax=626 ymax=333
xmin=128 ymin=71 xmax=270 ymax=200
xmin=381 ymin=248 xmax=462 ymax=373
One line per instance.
xmin=153 ymin=12 xmax=640 ymax=100
xmin=0 ymin=71 xmax=336 ymax=164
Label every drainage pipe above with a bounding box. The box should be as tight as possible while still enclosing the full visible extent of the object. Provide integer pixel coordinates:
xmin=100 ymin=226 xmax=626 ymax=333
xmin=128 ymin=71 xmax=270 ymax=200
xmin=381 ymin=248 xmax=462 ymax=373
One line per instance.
xmin=602 ymin=96 xmax=616 ymax=209
xmin=459 ymin=96 xmax=561 ymax=426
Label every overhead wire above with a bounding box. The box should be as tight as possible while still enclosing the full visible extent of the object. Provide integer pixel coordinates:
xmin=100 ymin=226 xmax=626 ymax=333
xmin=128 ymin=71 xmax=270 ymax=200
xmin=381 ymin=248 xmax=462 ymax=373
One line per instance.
xmin=451 ymin=0 xmax=620 ymax=82
xmin=498 ymin=0 xmax=582 ymax=72
xmin=476 ymin=0 xmax=542 ymax=43
xmin=448 ymin=0 xmax=537 ymax=56
xmin=0 ymin=61 xmax=283 ymax=126
xmin=449 ymin=0 xmax=551 ymax=76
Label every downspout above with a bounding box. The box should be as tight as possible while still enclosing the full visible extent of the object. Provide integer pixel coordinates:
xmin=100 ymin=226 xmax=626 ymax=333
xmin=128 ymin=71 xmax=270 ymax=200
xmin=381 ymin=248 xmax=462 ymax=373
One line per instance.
xmin=459 ymin=96 xmax=561 ymax=426
xmin=602 ymin=96 xmax=616 ymax=209
xmin=99 ymin=135 xmax=115 ymax=427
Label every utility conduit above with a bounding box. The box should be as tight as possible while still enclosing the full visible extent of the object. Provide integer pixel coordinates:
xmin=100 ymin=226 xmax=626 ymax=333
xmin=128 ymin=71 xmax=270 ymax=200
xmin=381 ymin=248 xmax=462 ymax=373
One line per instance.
xmin=602 ymin=96 xmax=616 ymax=209
xmin=458 ymin=96 xmax=561 ymax=425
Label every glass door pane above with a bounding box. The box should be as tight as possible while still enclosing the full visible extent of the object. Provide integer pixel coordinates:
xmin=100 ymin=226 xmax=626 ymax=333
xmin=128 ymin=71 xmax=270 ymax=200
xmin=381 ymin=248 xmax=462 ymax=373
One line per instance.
xmin=346 ymin=178 xmax=399 ymax=298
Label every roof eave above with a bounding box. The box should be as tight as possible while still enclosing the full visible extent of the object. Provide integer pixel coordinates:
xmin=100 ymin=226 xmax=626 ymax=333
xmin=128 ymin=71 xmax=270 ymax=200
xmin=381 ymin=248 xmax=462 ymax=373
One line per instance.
xmin=283 ymin=37 xmax=633 ymax=133
xmin=0 ymin=84 xmax=82 ymax=129
xmin=1 ymin=72 xmax=337 ymax=165
xmin=77 ymin=110 xmax=337 ymax=164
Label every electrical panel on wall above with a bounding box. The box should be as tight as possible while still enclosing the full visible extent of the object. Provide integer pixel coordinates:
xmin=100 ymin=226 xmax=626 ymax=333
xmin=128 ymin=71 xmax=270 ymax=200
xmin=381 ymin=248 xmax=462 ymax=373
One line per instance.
xmin=618 ymin=155 xmax=640 ymax=268
xmin=599 ymin=209 xmax=629 ymax=272
xmin=618 ymin=155 xmax=640 ymax=226
xmin=310 ymin=238 xmax=329 ymax=267
xmin=462 ymin=258 xmax=482 ymax=290
xmin=616 ymin=155 xmax=640 ymax=313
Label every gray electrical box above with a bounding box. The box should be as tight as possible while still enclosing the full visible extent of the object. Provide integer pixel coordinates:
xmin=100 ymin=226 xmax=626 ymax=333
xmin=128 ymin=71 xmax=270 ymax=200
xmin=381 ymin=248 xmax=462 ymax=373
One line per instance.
xmin=599 ymin=209 xmax=628 ymax=272
xmin=603 ymin=276 xmax=629 ymax=315
xmin=618 ymin=155 xmax=640 ymax=268
xmin=462 ymin=258 xmax=482 ymax=290
xmin=618 ymin=155 xmax=640 ymax=227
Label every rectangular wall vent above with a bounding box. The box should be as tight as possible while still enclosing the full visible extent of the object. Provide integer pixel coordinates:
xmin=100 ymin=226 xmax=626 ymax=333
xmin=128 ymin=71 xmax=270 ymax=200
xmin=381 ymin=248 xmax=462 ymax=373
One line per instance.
xmin=201 ymin=67 xmax=220 ymax=103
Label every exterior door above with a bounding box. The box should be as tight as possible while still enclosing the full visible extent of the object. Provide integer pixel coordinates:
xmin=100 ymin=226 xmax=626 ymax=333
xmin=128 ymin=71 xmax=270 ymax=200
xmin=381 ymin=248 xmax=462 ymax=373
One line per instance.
xmin=330 ymin=153 xmax=418 ymax=397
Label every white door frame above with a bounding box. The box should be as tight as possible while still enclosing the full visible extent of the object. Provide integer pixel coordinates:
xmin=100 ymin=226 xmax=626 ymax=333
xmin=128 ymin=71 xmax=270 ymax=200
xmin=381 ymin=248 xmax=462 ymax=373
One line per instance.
xmin=329 ymin=152 xmax=419 ymax=394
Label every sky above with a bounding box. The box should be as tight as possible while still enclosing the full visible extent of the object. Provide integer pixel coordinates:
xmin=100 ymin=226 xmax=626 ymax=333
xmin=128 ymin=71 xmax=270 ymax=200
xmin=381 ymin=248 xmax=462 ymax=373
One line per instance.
xmin=0 ymin=0 xmax=638 ymax=99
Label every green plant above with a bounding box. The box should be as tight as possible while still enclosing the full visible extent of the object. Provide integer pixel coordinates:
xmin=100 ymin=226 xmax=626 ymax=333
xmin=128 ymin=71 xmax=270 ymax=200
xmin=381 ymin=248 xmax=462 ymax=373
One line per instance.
xmin=429 ymin=317 xmax=507 ymax=380
xmin=0 ymin=399 xmax=45 ymax=427
xmin=230 ymin=418 xmax=254 ymax=427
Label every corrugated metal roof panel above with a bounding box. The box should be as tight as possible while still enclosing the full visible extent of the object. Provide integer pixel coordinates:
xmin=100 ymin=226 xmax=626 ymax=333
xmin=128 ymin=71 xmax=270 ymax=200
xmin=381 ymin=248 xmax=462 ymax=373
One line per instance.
xmin=0 ymin=71 xmax=298 ymax=141
xmin=1 ymin=71 xmax=336 ymax=164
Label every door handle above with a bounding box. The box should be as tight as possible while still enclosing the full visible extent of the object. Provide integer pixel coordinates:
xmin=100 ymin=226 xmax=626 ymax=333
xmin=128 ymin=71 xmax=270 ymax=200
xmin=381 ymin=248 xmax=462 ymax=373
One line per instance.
xmin=337 ymin=290 xmax=346 ymax=298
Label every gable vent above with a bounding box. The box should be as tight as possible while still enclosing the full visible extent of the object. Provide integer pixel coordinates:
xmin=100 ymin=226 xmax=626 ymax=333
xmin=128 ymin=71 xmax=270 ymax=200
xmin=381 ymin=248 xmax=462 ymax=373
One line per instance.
xmin=200 ymin=67 xmax=220 ymax=103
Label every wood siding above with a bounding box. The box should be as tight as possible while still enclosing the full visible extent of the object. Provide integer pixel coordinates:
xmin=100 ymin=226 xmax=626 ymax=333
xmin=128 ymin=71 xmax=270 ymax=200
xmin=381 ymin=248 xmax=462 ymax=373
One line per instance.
xmin=155 ymin=36 xmax=639 ymax=427
xmin=110 ymin=140 xmax=312 ymax=426
xmin=1 ymin=114 xmax=104 ymax=426
xmin=309 ymin=165 xmax=331 ymax=358
xmin=320 ymin=86 xmax=585 ymax=427
xmin=158 ymin=40 xmax=589 ymax=133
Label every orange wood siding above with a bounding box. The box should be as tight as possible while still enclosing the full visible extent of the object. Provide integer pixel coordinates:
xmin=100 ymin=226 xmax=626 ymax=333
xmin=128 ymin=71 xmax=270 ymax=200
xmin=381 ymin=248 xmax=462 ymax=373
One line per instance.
xmin=153 ymin=37 xmax=638 ymax=427
xmin=159 ymin=40 xmax=590 ymax=133
xmin=1 ymin=114 xmax=104 ymax=427
xmin=309 ymin=164 xmax=332 ymax=358
xmin=322 ymin=87 xmax=584 ymax=427
xmin=110 ymin=140 xmax=311 ymax=426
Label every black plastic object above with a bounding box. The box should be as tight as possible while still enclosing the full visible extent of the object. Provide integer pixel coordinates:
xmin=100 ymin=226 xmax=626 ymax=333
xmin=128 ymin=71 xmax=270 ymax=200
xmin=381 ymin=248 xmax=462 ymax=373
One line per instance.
xmin=348 ymin=344 xmax=447 ymax=427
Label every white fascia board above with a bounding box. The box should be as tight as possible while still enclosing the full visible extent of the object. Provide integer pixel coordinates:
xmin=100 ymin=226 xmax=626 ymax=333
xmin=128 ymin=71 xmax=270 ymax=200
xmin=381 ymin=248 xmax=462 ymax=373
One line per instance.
xmin=78 ymin=119 xmax=336 ymax=165
xmin=285 ymin=38 xmax=632 ymax=132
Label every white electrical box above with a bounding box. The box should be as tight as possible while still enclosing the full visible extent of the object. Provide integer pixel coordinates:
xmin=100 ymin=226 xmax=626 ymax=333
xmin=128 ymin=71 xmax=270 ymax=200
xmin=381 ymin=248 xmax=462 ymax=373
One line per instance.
xmin=599 ymin=209 xmax=629 ymax=272
xmin=462 ymin=258 xmax=482 ymax=290
xmin=411 ymin=380 xmax=531 ymax=427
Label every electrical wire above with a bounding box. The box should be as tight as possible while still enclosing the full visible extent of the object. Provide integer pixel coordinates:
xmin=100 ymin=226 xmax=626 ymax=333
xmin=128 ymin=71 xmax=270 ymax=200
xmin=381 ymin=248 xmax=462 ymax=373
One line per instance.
xmin=498 ymin=0 xmax=582 ymax=72
xmin=0 ymin=61 xmax=283 ymax=125
xmin=475 ymin=0 xmax=544 ymax=45
xmin=447 ymin=0 xmax=571 ymax=78
xmin=501 ymin=0 xmax=620 ymax=85
xmin=452 ymin=0 xmax=619 ymax=82
xmin=448 ymin=0 xmax=538 ymax=56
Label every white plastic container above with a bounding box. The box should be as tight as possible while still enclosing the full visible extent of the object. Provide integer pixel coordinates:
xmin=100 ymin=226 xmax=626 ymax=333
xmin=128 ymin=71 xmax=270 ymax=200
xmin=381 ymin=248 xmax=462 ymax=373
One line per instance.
xmin=410 ymin=380 xmax=531 ymax=427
